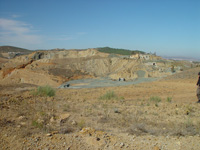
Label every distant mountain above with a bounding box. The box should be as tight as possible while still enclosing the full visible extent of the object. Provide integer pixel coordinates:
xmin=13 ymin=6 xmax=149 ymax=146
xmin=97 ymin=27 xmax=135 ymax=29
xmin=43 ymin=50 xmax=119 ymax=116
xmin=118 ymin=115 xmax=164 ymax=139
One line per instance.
xmin=162 ymin=56 xmax=200 ymax=62
xmin=0 ymin=46 xmax=32 ymax=53
xmin=96 ymin=47 xmax=145 ymax=55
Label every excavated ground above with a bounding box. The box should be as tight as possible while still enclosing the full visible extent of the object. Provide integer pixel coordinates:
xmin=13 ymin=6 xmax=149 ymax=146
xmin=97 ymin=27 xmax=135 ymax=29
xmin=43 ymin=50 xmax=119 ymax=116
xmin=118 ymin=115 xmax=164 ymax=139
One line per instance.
xmin=59 ymin=77 xmax=158 ymax=89
xmin=1 ymin=49 xmax=194 ymax=87
xmin=1 ymin=67 xmax=200 ymax=150
xmin=0 ymin=50 xmax=200 ymax=149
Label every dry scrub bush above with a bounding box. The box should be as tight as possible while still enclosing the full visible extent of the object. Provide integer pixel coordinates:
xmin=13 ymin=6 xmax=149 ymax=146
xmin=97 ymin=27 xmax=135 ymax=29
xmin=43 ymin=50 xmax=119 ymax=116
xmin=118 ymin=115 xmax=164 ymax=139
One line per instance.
xmin=98 ymin=91 xmax=124 ymax=101
xmin=166 ymin=97 xmax=172 ymax=103
xmin=99 ymin=91 xmax=118 ymax=100
xmin=32 ymin=85 xmax=55 ymax=97
xmin=149 ymin=96 xmax=162 ymax=103
xmin=127 ymin=116 xmax=200 ymax=136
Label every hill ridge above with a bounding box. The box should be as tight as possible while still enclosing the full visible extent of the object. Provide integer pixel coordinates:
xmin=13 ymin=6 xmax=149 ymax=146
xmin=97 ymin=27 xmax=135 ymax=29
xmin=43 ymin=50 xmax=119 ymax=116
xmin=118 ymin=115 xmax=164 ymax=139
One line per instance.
xmin=0 ymin=46 xmax=32 ymax=53
xmin=96 ymin=47 xmax=145 ymax=55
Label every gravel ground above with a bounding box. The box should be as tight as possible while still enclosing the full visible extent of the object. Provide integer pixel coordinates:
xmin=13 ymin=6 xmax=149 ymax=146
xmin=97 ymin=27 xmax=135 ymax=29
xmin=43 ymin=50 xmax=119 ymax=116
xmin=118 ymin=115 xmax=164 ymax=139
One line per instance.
xmin=59 ymin=77 xmax=158 ymax=89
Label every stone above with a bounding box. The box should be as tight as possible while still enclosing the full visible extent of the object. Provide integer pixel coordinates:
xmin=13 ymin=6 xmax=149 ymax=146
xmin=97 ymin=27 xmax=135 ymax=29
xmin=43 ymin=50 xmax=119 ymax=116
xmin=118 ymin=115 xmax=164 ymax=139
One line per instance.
xmin=66 ymin=147 xmax=70 ymax=150
xmin=20 ymin=122 xmax=26 ymax=126
xmin=59 ymin=113 xmax=70 ymax=123
xmin=50 ymin=117 xmax=55 ymax=123
xmin=37 ymin=118 xmax=44 ymax=124
xmin=18 ymin=116 xmax=26 ymax=121
xmin=114 ymin=108 xmax=120 ymax=113
xmin=120 ymin=143 xmax=124 ymax=148
xmin=71 ymin=120 xmax=77 ymax=125
xmin=46 ymin=133 xmax=52 ymax=137
xmin=154 ymin=146 xmax=160 ymax=150
xmin=51 ymin=131 xmax=59 ymax=134
xmin=80 ymin=127 xmax=95 ymax=135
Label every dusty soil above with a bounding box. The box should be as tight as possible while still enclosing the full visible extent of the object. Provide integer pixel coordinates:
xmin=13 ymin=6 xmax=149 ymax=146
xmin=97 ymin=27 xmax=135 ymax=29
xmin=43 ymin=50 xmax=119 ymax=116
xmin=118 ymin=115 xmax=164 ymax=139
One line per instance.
xmin=0 ymin=57 xmax=8 ymax=65
xmin=1 ymin=67 xmax=200 ymax=150
xmin=0 ymin=49 xmax=200 ymax=149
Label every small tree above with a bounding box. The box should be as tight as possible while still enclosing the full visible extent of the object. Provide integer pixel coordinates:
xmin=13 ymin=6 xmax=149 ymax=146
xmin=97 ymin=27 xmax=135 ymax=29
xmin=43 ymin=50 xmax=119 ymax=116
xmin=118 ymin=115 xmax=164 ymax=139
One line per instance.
xmin=171 ymin=65 xmax=175 ymax=73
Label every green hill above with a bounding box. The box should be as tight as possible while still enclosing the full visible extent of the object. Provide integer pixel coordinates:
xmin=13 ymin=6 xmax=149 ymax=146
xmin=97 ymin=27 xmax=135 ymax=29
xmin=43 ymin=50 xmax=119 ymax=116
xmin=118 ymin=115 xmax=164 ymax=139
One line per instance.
xmin=96 ymin=47 xmax=145 ymax=55
xmin=0 ymin=46 xmax=32 ymax=53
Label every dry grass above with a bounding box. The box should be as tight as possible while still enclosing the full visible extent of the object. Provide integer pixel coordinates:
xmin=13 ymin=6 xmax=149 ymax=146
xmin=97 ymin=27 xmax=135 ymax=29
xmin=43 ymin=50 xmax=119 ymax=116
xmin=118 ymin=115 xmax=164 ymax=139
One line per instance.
xmin=31 ymin=85 xmax=56 ymax=97
xmin=1 ymin=80 xmax=200 ymax=150
xmin=1 ymin=90 xmax=200 ymax=138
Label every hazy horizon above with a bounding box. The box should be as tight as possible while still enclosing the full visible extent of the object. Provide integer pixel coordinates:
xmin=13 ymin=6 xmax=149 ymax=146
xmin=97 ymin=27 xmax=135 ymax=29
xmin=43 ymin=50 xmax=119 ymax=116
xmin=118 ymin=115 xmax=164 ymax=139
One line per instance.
xmin=0 ymin=0 xmax=199 ymax=59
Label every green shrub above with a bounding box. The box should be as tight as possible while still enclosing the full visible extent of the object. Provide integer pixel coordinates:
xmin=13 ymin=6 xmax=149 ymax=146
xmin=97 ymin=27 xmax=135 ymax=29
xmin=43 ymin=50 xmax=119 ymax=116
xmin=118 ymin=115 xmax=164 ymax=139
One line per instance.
xmin=32 ymin=85 xmax=55 ymax=97
xmin=166 ymin=97 xmax=172 ymax=103
xmin=119 ymin=96 xmax=125 ymax=100
xmin=99 ymin=91 xmax=118 ymax=100
xmin=32 ymin=120 xmax=43 ymax=129
xmin=149 ymin=96 xmax=162 ymax=103
xmin=97 ymin=47 xmax=145 ymax=55
xmin=171 ymin=65 xmax=175 ymax=73
xmin=77 ymin=119 xmax=85 ymax=129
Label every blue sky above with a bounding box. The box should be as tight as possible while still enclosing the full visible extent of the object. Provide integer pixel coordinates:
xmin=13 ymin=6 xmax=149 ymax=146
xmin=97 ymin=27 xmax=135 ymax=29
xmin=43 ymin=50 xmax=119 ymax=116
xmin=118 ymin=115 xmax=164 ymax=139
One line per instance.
xmin=0 ymin=0 xmax=199 ymax=59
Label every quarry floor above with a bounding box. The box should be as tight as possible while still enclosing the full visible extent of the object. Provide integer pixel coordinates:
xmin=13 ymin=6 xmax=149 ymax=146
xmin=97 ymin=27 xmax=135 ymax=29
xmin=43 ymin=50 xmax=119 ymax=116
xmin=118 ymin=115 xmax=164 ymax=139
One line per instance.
xmin=59 ymin=77 xmax=158 ymax=89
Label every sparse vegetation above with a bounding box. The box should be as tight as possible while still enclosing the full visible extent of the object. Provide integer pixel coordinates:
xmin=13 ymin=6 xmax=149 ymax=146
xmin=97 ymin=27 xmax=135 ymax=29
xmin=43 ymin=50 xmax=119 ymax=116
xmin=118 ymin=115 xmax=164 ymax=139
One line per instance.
xmin=77 ymin=119 xmax=86 ymax=129
xmin=63 ymin=104 xmax=70 ymax=112
xmin=32 ymin=85 xmax=55 ymax=97
xmin=166 ymin=97 xmax=172 ymax=103
xmin=1 ymin=48 xmax=200 ymax=149
xmin=171 ymin=65 xmax=175 ymax=73
xmin=99 ymin=91 xmax=118 ymax=100
xmin=97 ymin=47 xmax=145 ymax=55
xmin=185 ymin=117 xmax=193 ymax=128
xmin=149 ymin=96 xmax=162 ymax=103
xmin=1 ymin=83 xmax=200 ymax=150
xmin=32 ymin=120 xmax=43 ymax=129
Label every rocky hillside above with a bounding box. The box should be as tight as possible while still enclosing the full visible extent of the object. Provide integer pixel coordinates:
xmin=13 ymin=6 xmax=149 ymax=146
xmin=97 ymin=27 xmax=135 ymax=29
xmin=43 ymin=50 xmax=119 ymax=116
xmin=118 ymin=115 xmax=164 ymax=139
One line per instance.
xmin=162 ymin=67 xmax=200 ymax=81
xmin=0 ymin=48 xmax=198 ymax=87
xmin=1 ymin=47 xmax=200 ymax=150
